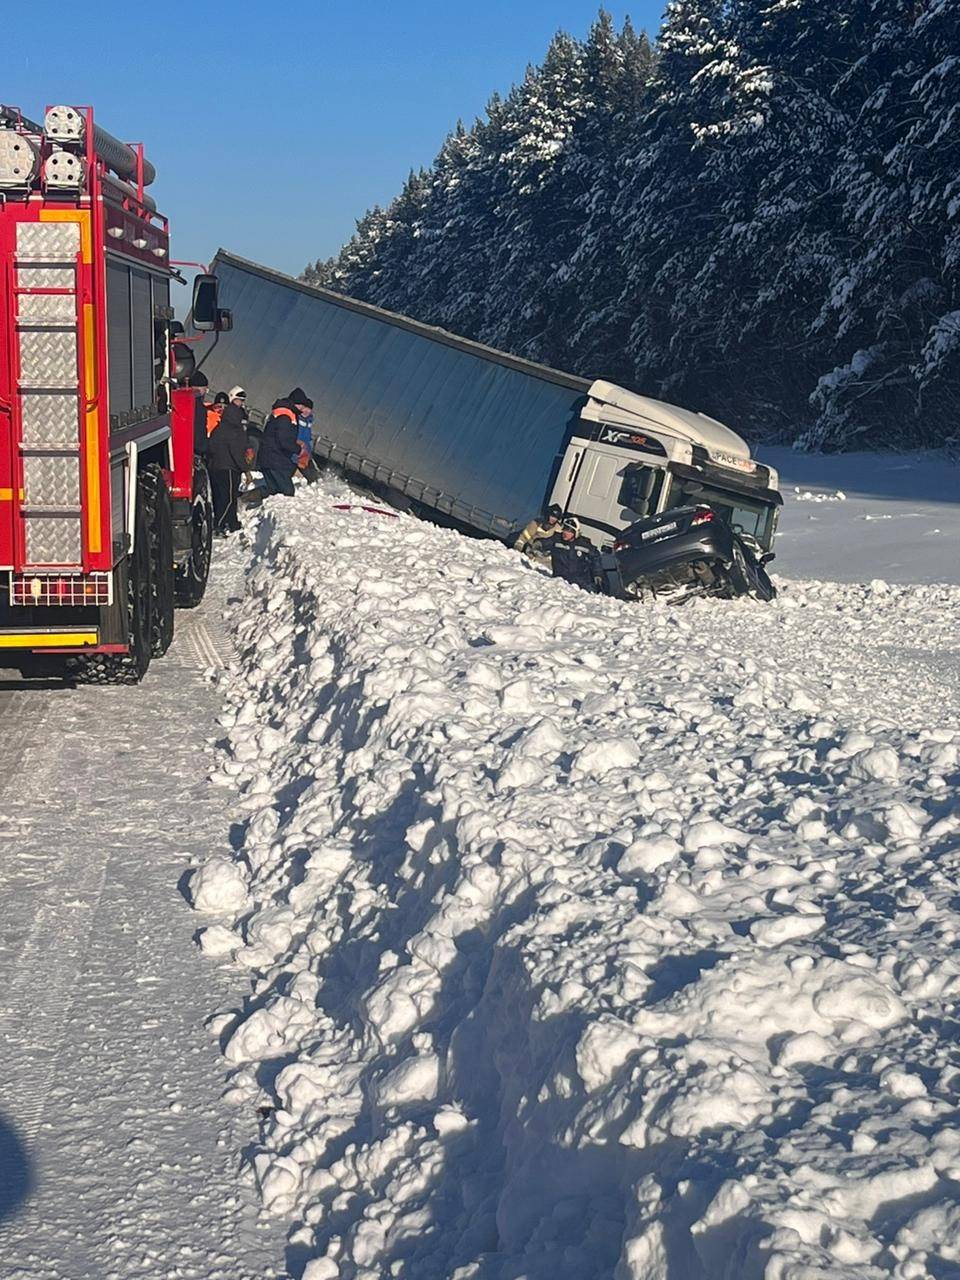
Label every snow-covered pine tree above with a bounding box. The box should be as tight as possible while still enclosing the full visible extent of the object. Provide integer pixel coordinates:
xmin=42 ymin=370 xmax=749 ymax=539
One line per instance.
xmin=552 ymin=12 xmax=656 ymax=380
xmin=302 ymin=3 xmax=960 ymax=450
xmin=611 ymin=0 xmax=752 ymax=413
xmin=680 ymin=0 xmax=863 ymax=436
xmin=810 ymin=0 xmax=960 ymax=447
xmin=475 ymin=32 xmax=592 ymax=359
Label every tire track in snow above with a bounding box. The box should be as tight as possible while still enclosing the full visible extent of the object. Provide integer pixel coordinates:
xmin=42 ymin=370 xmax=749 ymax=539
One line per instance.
xmin=0 ymin=711 xmax=109 ymax=1152
xmin=0 ymin=615 xmax=234 ymax=1154
xmin=171 ymin=616 xmax=230 ymax=671
xmin=0 ymin=689 xmax=49 ymax=802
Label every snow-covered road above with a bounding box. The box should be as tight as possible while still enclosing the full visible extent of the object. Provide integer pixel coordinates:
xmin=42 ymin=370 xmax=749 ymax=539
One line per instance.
xmin=0 ymin=570 xmax=286 ymax=1279
xmin=0 ymin=453 xmax=958 ymax=1280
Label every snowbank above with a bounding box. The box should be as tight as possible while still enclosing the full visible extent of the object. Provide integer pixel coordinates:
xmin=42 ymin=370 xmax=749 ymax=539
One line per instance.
xmin=196 ymin=478 xmax=960 ymax=1279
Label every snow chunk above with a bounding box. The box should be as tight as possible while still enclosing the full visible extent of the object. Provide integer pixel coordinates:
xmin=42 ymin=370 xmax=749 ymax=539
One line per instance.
xmin=849 ymin=746 xmax=900 ymax=783
xmin=576 ymin=1017 xmax=642 ymax=1092
xmin=775 ymin=1030 xmax=835 ymax=1068
xmin=684 ymin=818 xmax=749 ymax=852
xmin=750 ymin=913 xmax=825 ymax=948
xmin=189 ymin=856 xmax=249 ymax=914
xmin=812 ymin=974 xmax=907 ymax=1034
xmin=569 ymin=737 xmax=640 ymax=779
xmin=619 ymin=834 xmax=681 ymax=876
xmin=373 ymin=1054 xmax=440 ymax=1109
xmin=198 ymin=924 xmax=239 ymax=957
xmin=880 ymin=1067 xmax=927 ymax=1100
xmin=224 ymin=998 xmax=317 ymax=1064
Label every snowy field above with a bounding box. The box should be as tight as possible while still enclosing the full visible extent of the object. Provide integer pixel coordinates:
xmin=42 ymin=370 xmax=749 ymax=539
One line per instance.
xmin=186 ymin=459 xmax=960 ymax=1280
xmin=761 ymin=447 xmax=960 ymax=586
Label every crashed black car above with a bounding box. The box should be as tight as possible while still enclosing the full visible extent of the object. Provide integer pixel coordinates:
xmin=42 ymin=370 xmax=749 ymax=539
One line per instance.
xmin=596 ymin=503 xmax=777 ymax=604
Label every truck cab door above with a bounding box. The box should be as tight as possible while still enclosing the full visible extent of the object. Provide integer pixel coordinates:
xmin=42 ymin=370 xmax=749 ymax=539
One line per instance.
xmin=562 ymin=445 xmax=666 ymax=544
xmin=550 ymin=443 xmax=585 ymax=512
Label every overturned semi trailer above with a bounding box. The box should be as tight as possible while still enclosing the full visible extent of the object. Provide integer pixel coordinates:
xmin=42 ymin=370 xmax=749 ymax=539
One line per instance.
xmin=197 ymin=251 xmax=781 ymax=558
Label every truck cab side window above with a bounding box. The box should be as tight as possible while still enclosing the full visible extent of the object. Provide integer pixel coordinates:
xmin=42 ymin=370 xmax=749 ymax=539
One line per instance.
xmin=619 ymin=464 xmax=662 ymax=517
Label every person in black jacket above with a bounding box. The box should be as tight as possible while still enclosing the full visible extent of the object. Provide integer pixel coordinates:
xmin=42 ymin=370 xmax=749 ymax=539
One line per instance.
xmin=208 ymin=387 xmax=249 ymax=534
xmin=550 ymin=517 xmax=598 ymax=592
xmin=258 ymin=397 xmax=301 ymax=497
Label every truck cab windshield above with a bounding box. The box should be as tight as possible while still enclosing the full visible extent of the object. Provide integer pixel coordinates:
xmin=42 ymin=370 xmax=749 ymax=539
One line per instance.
xmin=669 ymin=480 xmax=776 ymax=549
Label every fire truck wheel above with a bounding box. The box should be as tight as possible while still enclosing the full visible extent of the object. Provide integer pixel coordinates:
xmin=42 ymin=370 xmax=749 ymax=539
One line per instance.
xmin=73 ymin=479 xmax=153 ymax=685
xmin=174 ymin=460 xmax=213 ymax=609
xmin=143 ymin=466 xmax=175 ymax=656
xmin=123 ymin=475 xmax=154 ymax=678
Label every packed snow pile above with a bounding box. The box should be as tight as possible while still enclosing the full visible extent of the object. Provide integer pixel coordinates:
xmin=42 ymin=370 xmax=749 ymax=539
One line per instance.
xmin=792 ymin=487 xmax=847 ymax=503
xmin=194 ymin=479 xmax=960 ymax=1280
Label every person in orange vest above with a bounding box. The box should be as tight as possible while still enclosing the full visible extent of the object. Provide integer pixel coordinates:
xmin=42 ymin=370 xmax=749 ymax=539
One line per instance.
xmin=258 ymin=396 xmax=302 ymax=497
xmin=206 ymin=391 xmax=229 ymax=436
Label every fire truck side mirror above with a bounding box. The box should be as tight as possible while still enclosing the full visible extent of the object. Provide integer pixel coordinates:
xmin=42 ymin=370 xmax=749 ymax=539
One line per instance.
xmin=191 ymin=273 xmax=219 ymax=331
xmin=216 ymin=308 xmax=233 ymax=333
xmin=170 ymin=320 xmax=185 ymax=338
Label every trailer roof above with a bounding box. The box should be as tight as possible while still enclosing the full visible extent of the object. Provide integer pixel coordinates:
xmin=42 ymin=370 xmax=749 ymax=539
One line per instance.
xmin=212 ymin=250 xmax=593 ymax=395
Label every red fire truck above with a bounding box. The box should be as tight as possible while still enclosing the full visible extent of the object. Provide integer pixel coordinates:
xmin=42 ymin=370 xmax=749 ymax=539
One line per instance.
xmin=0 ymin=103 xmax=227 ymax=681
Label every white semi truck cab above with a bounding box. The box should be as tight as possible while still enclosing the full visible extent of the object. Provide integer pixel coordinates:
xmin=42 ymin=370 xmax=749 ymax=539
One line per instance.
xmin=551 ymin=380 xmax=782 ymax=555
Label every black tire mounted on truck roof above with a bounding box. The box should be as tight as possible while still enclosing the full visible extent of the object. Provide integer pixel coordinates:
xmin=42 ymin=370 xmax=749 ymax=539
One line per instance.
xmin=174 ymin=458 xmax=214 ymax=609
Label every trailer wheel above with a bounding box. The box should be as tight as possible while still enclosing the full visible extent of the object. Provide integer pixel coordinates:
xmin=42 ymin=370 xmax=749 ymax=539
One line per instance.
xmin=142 ymin=465 xmax=175 ymax=656
xmin=73 ymin=478 xmax=153 ymax=685
xmin=174 ymin=459 xmax=213 ymax=609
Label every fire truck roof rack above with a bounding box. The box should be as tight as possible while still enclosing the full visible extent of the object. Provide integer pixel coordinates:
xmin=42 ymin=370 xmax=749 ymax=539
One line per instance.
xmin=0 ymin=103 xmax=157 ymax=192
xmin=44 ymin=105 xmax=156 ymax=187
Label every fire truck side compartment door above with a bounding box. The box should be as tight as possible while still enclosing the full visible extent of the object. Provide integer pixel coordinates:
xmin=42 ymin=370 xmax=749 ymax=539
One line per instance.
xmin=15 ymin=220 xmax=84 ymax=568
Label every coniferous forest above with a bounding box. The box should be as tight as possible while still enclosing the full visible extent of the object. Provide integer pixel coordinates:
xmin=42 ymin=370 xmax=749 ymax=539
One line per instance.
xmin=303 ymin=3 xmax=960 ymax=450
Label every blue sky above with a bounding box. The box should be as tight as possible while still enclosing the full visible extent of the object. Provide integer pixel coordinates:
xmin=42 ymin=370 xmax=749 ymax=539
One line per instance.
xmin=3 ymin=1 xmax=664 ymax=293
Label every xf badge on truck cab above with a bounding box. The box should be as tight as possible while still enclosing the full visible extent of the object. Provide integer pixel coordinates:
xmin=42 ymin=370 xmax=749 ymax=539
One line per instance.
xmin=598 ymin=428 xmax=667 ymax=456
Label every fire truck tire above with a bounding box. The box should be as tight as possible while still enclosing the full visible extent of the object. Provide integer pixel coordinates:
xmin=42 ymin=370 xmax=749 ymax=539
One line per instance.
xmin=74 ymin=479 xmax=154 ymax=685
xmin=142 ymin=466 xmax=175 ymax=657
xmin=174 ymin=460 xmax=213 ymax=609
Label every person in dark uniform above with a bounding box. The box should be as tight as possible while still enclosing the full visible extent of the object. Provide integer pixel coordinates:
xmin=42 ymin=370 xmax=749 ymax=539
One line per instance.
xmin=208 ymin=387 xmax=249 ymax=535
xmin=257 ymin=397 xmax=301 ymax=497
xmin=550 ymin=517 xmax=598 ymax=591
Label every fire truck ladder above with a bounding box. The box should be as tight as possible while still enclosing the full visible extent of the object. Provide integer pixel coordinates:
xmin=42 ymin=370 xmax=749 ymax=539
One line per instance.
xmin=13 ymin=220 xmax=85 ymax=568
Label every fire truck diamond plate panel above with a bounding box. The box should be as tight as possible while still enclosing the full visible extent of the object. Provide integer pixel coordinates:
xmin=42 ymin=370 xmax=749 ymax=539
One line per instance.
xmin=18 ymin=329 xmax=78 ymax=389
xmin=16 ymin=221 xmax=80 ymax=260
xmin=23 ymin=455 xmax=81 ymax=509
xmin=17 ymin=266 xmax=74 ymax=290
xmin=19 ymin=292 xmax=76 ymax=323
xmin=25 ymin=516 xmax=81 ymax=566
xmin=20 ymin=393 xmax=79 ymax=447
